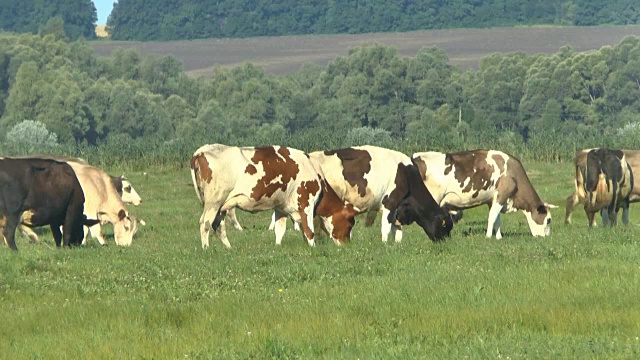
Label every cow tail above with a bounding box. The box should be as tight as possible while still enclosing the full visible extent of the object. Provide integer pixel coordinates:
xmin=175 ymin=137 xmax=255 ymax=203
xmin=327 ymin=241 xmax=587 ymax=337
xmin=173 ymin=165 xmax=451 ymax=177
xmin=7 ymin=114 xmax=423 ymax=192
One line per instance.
xmin=190 ymin=155 xmax=205 ymax=205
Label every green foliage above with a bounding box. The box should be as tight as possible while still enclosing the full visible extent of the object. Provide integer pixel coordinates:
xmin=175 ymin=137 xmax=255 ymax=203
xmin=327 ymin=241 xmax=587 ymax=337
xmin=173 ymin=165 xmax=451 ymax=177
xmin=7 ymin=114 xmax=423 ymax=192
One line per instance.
xmin=3 ymin=120 xmax=59 ymax=155
xmin=0 ymin=0 xmax=97 ymax=40
xmin=3 ymin=32 xmax=640 ymax=165
xmin=105 ymin=0 xmax=640 ymax=41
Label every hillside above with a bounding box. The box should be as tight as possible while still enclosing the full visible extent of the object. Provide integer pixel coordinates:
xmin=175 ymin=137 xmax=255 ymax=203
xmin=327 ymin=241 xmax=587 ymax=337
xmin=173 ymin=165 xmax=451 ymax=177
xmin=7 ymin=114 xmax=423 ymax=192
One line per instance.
xmin=92 ymin=25 xmax=640 ymax=77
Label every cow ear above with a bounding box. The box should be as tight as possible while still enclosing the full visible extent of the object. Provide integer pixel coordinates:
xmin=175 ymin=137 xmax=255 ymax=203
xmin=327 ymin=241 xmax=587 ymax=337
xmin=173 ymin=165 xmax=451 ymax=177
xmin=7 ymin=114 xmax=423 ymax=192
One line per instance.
xmin=118 ymin=209 xmax=126 ymax=220
xmin=536 ymin=204 xmax=548 ymax=214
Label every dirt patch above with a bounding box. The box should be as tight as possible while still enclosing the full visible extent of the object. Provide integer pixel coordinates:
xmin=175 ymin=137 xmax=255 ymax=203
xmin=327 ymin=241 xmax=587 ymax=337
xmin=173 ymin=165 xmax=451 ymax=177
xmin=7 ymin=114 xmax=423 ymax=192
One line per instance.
xmin=95 ymin=25 xmax=108 ymax=38
xmin=91 ymin=26 xmax=640 ymax=77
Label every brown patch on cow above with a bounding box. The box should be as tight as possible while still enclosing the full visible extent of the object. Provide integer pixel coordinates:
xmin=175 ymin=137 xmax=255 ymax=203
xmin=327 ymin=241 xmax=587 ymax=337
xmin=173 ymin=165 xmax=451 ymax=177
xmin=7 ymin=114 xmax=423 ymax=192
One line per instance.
xmin=412 ymin=156 xmax=428 ymax=181
xmin=324 ymin=148 xmax=372 ymax=197
xmin=314 ymin=178 xmax=357 ymax=243
xmin=190 ymin=153 xmax=213 ymax=184
xmin=446 ymin=150 xmax=496 ymax=198
xmin=245 ymin=164 xmax=257 ymax=175
xmin=250 ymin=146 xmax=299 ymax=201
xmin=296 ymin=180 xmax=319 ymax=241
xmin=118 ymin=209 xmax=126 ymax=220
xmin=492 ymin=154 xmax=505 ymax=174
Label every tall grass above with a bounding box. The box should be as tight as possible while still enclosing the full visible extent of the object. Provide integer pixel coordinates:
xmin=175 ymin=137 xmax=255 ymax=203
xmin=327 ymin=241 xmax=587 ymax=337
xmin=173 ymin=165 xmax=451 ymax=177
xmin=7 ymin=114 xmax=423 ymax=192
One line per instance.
xmin=1 ymin=162 xmax=640 ymax=358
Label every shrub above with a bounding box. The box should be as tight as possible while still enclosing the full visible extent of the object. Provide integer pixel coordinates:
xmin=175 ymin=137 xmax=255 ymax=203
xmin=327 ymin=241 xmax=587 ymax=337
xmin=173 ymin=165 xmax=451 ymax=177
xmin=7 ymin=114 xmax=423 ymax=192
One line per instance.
xmin=3 ymin=120 xmax=59 ymax=155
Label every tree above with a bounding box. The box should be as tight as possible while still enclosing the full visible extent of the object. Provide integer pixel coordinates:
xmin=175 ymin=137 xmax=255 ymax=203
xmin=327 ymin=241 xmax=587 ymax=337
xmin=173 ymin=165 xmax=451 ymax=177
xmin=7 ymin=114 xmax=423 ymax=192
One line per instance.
xmin=4 ymin=120 xmax=58 ymax=155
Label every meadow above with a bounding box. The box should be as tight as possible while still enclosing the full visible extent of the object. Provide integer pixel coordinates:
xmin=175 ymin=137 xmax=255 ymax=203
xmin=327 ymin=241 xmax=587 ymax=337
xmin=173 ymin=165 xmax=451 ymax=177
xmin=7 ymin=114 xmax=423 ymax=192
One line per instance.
xmin=1 ymin=161 xmax=640 ymax=359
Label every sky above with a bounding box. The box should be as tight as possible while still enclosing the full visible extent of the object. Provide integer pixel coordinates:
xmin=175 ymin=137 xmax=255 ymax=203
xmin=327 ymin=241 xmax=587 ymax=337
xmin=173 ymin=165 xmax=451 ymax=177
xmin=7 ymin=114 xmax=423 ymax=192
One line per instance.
xmin=93 ymin=0 xmax=114 ymax=25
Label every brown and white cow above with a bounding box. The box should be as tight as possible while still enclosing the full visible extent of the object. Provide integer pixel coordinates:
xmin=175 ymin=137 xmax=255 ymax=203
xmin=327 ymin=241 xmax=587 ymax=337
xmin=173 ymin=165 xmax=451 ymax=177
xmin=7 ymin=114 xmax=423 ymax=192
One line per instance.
xmin=307 ymin=146 xmax=453 ymax=242
xmin=565 ymin=148 xmax=639 ymax=226
xmin=412 ymin=150 xmax=555 ymax=239
xmin=190 ymin=144 xmax=358 ymax=248
xmin=566 ymin=148 xmax=632 ymax=227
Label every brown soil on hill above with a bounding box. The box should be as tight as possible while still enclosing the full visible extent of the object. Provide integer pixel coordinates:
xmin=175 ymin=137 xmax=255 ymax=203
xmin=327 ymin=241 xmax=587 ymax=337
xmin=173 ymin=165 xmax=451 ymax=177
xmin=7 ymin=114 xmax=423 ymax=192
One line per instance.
xmin=91 ymin=26 xmax=640 ymax=77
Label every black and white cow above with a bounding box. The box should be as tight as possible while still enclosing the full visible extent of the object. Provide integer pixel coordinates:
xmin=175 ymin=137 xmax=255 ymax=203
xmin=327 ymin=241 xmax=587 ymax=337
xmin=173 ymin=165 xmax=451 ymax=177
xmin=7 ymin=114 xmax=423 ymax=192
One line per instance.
xmin=412 ymin=150 xmax=556 ymax=239
xmin=309 ymin=146 xmax=453 ymax=242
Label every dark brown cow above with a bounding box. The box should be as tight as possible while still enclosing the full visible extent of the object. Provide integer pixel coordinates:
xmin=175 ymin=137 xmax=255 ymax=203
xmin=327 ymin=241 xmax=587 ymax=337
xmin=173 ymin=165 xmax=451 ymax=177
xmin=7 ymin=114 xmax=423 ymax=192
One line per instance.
xmin=566 ymin=148 xmax=639 ymax=226
xmin=566 ymin=148 xmax=632 ymax=227
xmin=0 ymin=158 xmax=88 ymax=250
xmin=412 ymin=150 xmax=555 ymax=238
xmin=309 ymin=146 xmax=453 ymax=242
xmin=190 ymin=144 xmax=358 ymax=248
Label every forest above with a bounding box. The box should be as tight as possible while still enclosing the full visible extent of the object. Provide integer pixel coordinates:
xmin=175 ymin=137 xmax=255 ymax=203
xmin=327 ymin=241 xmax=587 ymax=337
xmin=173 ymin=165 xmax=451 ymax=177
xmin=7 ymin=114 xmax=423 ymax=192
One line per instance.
xmin=1 ymin=30 xmax=640 ymax=167
xmin=0 ymin=0 xmax=96 ymax=40
xmin=105 ymin=0 xmax=640 ymax=40
xmin=1 ymin=0 xmax=639 ymax=41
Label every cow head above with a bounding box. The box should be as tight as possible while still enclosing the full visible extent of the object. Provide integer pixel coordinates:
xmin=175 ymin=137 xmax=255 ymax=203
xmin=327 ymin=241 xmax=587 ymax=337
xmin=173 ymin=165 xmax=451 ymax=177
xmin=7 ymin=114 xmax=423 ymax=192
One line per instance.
xmin=320 ymin=203 xmax=360 ymax=244
xmin=523 ymin=203 xmax=556 ymax=236
xmin=101 ymin=209 xmax=139 ymax=246
xmin=396 ymin=197 xmax=453 ymax=241
xmin=120 ymin=177 xmax=142 ymax=206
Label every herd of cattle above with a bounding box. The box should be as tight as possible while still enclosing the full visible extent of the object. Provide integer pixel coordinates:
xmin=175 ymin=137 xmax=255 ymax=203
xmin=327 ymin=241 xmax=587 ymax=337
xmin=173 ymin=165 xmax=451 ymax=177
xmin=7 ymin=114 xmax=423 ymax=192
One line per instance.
xmin=0 ymin=146 xmax=635 ymax=250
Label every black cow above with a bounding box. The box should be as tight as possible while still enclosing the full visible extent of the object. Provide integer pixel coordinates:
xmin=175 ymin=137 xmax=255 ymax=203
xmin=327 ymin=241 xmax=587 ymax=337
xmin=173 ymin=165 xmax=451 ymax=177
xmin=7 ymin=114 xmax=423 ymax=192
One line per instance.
xmin=0 ymin=158 xmax=88 ymax=250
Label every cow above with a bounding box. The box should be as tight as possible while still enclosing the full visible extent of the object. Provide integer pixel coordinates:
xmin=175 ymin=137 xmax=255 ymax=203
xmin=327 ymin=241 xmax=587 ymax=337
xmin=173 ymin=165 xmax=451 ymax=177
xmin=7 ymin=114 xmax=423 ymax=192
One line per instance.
xmin=565 ymin=149 xmax=639 ymax=226
xmin=0 ymin=158 xmax=88 ymax=250
xmin=566 ymin=148 xmax=632 ymax=227
xmin=412 ymin=150 xmax=556 ymax=239
xmin=306 ymin=146 xmax=453 ymax=242
xmin=190 ymin=144 xmax=359 ymax=248
xmin=8 ymin=156 xmax=143 ymax=245
xmin=62 ymin=162 xmax=139 ymax=246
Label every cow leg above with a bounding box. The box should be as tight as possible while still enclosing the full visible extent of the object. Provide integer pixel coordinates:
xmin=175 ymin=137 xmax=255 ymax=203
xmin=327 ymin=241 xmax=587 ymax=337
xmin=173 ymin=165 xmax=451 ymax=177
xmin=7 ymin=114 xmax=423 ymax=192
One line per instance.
xmin=268 ymin=211 xmax=277 ymax=231
xmin=227 ymin=208 xmax=243 ymax=231
xmin=51 ymin=224 xmax=64 ymax=248
xmin=392 ymin=224 xmax=403 ymax=243
xmin=298 ymin=203 xmax=315 ymax=247
xmin=565 ymin=191 xmax=581 ymax=224
xmin=600 ymin=209 xmax=610 ymax=227
xmin=272 ymin=211 xmax=288 ymax=245
xmin=380 ymin=208 xmax=393 ymax=242
xmin=3 ymin=214 xmax=20 ymax=250
xmin=486 ymin=202 xmax=503 ymax=238
xmin=621 ymin=201 xmax=630 ymax=225
xmin=199 ymin=205 xmax=226 ymax=249
xmin=493 ymin=214 xmax=502 ymax=239
xmin=87 ymin=224 xmax=107 ymax=245
xmin=586 ymin=210 xmax=597 ymax=228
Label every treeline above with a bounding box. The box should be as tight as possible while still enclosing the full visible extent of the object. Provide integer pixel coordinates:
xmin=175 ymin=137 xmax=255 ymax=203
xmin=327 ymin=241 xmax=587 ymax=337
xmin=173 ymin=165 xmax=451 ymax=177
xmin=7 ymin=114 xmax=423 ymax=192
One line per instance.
xmin=107 ymin=0 xmax=640 ymax=41
xmin=0 ymin=0 xmax=96 ymax=40
xmin=1 ymin=31 xmax=640 ymax=167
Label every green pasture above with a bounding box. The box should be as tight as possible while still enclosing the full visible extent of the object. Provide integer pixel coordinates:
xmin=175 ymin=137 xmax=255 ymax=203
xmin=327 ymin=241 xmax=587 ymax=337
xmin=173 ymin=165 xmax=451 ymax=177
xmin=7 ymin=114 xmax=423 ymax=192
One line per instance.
xmin=1 ymin=161 xmax=640 ymax=359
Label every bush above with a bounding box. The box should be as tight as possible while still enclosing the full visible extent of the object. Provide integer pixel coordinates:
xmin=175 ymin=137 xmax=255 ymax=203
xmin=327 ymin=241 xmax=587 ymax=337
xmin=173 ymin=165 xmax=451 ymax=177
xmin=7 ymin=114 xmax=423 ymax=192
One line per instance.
xmin=3 ymin=120 xmax=59 ymax=155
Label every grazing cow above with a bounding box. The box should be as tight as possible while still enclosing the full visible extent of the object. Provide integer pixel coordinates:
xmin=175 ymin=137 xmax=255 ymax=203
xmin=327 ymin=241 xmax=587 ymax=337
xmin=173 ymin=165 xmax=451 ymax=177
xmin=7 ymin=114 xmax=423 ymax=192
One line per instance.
xmin=0 ymin=158 xmax=88 ymax=250
xmin=307 ymin=146 xmax=453 ymax=242
xmin=565 ymin=149 xmax=639 ymax=226
xmin=566 ymin=148 xmax=632 ymax=227
xmin=190 ymin=144 xmax=358 ymax=248
xmin=64 ymin=162 xmax=139 ymax=246
xmin=412 ymin=150 xmax=555 ymax=239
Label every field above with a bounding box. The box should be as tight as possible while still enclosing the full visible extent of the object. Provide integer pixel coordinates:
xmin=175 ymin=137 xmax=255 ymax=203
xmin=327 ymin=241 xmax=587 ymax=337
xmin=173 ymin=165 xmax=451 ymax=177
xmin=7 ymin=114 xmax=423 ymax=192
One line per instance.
xmin=91 ymin=25 xmax=640 ymax=76
xmin=1 ymin=161 xmax=640 ymax=358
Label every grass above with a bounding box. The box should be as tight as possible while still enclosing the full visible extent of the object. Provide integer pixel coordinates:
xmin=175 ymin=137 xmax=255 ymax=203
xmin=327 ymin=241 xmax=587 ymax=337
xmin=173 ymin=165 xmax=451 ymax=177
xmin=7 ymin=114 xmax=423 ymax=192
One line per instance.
xmin=2 ymin=161 xmax=640 ymax=359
